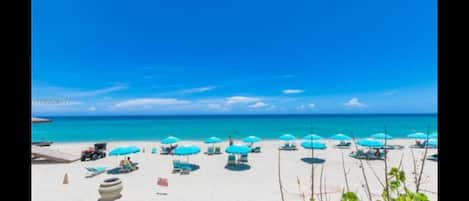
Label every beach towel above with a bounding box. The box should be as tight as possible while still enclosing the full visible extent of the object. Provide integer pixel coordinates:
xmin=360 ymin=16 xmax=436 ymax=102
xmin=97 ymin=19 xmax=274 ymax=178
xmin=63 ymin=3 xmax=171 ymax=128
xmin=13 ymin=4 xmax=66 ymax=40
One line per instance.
xmin=157 ymin=177 xmax=168 ymax=187
xmin=156 ymin=177 xmax=168 ymax=195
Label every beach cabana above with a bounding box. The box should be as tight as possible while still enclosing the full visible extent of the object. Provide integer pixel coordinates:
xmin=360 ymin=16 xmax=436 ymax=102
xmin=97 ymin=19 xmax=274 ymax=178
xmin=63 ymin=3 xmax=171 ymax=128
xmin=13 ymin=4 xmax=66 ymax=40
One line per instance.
xmin=204 ymin=136 xmax=223 ymax=155
xmin=242 ymin=136 xmax=262 ymax=153
xmin=330 ymin=133 xmax=352 ymax=148
xmin=278 ymin=134 xmax=297 ymax=150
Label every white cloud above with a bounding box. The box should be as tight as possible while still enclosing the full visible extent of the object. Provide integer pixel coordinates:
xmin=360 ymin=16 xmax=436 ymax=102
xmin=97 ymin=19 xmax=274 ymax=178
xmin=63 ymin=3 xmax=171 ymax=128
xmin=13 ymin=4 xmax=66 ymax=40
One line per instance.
xmin=69 ymin=84 xmax=128 ymax=97
xmin=296 ymin=103 xmax=315 ymax=110
xmin=344 ymin=98 xmax=367 ymax=107
xmin=179 ymin=86 xmax=215 ymax=94
xmin=114 ymin=98 xmax=190 ymax=108
xmin=248 ymin=102 xmax=268 ymax=108
xmin=282 ymin=89 xmax=304 ymax=94
xmin=88 ymin=106 xmax=97 ymax=111
xmin=226 ymin=96 xmax=260 ymax=105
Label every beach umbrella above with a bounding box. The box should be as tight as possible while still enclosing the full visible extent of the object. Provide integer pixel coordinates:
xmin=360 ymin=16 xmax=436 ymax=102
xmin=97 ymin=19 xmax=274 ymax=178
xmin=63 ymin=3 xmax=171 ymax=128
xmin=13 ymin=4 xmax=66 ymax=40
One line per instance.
xmin=109 ymin=145 xmax=141 ymax=156
xmin=204 ymin=136 xmax=223 ymax=144
xmin=174 ymin=144 xmax=201 ymax=156
xmin=161 ymin=136 xmax=180 ymax=144
xmin=242 ymin=136 xmax=262 ymax=143
xmin=429 ymin=132 xmax=438 ymax=139
xmin=278 ymin=134 xmax=297 ymax=141
xmin=428 ymin=139 xmax=438 ymax=147
xmin=174 ymin=144 xmax=200 ymax=163
xmin=303 ymin=134 xmax=323 ymax=141
xmin=225 ymin=144 xmax=251 ymax=155
xmin=357 ymin=138 xmax=384 ymax=148
xmin=330 ymin=133 xmax=352 ymax=141
xmin=301 ymin=141 xmax=327 ymax=150
xmin=407 ymin=132 xmax=429 ymax=139
xmin=370 ymin=133 xmax=393 ymax=140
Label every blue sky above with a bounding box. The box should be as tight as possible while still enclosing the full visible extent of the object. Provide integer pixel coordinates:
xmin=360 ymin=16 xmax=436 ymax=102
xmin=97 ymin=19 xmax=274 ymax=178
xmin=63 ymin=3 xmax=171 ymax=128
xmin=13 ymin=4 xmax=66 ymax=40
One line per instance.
xmin=32 ymin=0 xmax=437 ymax=115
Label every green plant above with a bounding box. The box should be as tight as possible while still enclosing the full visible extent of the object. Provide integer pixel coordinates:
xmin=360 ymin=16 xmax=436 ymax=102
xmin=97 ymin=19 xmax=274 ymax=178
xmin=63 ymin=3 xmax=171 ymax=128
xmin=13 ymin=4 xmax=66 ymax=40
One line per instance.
xmin=380 ymin=167 xmax=429 ymax=201
xmin=341 ymin=192 xmax=360 ymax=201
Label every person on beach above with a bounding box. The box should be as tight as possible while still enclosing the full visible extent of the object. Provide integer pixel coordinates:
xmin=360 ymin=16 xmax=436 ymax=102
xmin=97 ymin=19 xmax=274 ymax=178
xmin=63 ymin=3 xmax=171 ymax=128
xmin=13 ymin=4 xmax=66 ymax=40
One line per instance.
xmin=127 ymin=157 xmax=133 ymax=164
xmin=375 ymin=149 xmax=380 ymax=157
xmin=229 ymin=136 xmax=233 ymax=145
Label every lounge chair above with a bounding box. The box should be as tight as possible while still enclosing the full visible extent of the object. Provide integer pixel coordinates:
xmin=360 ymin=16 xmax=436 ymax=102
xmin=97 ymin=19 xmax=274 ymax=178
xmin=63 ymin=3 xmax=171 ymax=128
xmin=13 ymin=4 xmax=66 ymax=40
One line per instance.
xmin=206 ymin=147 xmax=215 ymax=155
xmin=349 ymin=150 xmax=384 ymax=160
xmin=172 ymin=160 xmax=183 ymax=173
xmin=160 ymin=146 xmax=170 ymax=155
xmin=279 ymin=143 xmax=297 ymax=150
xmin=428 ymin=154 xmax=438 ymax=161
xmin=382 ymin=145 xmax=405 ymax=150
xmin=120 ymin=162 xmax=138 ymax=173
xmin=180 ymin=166 xmax=192 ymax=175
xmin=214 ymin=146 xmax=221 ymax=154
xmin=410 ymin=140 xmax=436 ymax=149
xmin=238 ymin=154 xmax=248 ymax=163
xmin=227 ymin=154 xmax=236 ymax=165
xmin=335 ymin=141 xmax=351 ymax=149
xmin=85 ymin=166 xmax=106 ymax=178
xmin=251 ymin=146 xmax=261 ymax=153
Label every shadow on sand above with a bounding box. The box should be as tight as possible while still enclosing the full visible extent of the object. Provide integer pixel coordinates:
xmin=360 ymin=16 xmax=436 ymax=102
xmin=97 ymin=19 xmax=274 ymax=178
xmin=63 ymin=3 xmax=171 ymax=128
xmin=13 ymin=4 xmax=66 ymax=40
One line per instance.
xmin=188 ymin=164 xmax=200 ymax=172
xmin=301 ymin=157 xmax=326 ymax=164
xmin=224 ymin=164 xmax=251 ymax=171
xmin=98 ymin=194 xmax=122 ymax=201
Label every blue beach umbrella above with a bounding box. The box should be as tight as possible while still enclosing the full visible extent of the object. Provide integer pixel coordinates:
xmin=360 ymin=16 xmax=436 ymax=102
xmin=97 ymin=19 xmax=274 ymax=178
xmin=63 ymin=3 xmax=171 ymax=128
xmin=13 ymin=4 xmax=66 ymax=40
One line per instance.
xmin=407 ymin=132 xmax=429 ymax=139
xmin=370 ymin=133 xmax=393 ymax=140
xmin=301 ymin=141 xmax=327 ymax=150
xmin=161 ymin=136 xmax=180 ymax=144
xmin=204 ymin=136 xmax=223 ymax=144
xmin=225 ymin=144 xmax=251 ymax=155
xmin=304 ymin=134 xmax=323 ymax=141
xmin=428 ymin=139 xmax=438 ymax=147
xmin=174 ymin=144 xmax=201 ymax=156
xmin=357 ymin=138 xmax=384 ymax=148
xmin=243 ymin=136 xmax=262 ymax=143
xmin=109 ymin=145 xmax=141 ymax=156
xmin=174 ymin=144 xmax=200 ymax=163
xmin=330 ymin=133 xmax=352 ymax=141
xmin=278 ymin=134 xmax=297 ymax=141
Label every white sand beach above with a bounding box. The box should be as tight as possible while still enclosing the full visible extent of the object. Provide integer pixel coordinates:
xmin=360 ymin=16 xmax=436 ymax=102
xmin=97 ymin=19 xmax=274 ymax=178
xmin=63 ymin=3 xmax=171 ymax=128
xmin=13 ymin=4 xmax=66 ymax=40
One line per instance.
xmin=31 ymin=140 xmax=438 ymax=201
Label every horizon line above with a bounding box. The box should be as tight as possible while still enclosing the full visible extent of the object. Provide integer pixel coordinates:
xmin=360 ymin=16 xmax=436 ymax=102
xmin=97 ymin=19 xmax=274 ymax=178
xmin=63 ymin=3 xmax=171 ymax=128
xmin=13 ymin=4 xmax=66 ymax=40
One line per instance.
xmin=33 ymin=113 xmax=438 ymax=118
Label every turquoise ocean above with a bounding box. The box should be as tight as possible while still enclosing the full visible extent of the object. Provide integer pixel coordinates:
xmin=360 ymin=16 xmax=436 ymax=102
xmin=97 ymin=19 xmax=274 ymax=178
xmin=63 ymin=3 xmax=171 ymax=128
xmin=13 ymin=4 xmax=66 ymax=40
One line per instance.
xmin=32 ymin=114 xmax=437 ymax=143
